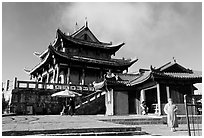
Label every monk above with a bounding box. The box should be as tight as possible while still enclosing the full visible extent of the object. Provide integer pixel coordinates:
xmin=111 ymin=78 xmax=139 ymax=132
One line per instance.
xmin=164 ymin=98 xmax=178 ymax=132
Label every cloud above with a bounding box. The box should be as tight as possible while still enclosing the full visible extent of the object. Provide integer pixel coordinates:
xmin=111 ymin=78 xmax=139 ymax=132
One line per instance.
xmin=57 ymin=2 xmax=201 ymax=70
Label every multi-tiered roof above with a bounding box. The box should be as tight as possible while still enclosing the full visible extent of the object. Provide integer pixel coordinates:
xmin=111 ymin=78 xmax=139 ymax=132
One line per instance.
xmin=26 ymin=22 xmax=138 ymax=76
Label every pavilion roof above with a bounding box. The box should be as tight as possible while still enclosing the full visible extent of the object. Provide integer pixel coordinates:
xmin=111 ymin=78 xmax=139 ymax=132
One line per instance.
xmin=36 ymin=26 xmax=125 ymax=60
xmin=152 ymin=71 xmax=202 ymax=80
xmin=28 ymin=45 xmax=138 ymax=75
xmin=155 ymin=59 xmax=193 ymax=73
xmin=107 ymin=60 xmax=202 ymax=86
xmin=57 ymin=29 xmax=124 ymax=53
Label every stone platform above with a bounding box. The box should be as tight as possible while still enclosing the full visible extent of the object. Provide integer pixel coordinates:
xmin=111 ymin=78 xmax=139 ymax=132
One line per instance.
xmin=2 ymin=114 xmax=202 ymax=136
xmin=2 ymin=115 xmax=143 ymax=136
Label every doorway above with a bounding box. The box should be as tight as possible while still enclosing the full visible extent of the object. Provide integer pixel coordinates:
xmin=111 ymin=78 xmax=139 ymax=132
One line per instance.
xmin=145 ymin=88 xmax=157 ymax=113
xmin=128 ymin=92 xmax=136 ymax=114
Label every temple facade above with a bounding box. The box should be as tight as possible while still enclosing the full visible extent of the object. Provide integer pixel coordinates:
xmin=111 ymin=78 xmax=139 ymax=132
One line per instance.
xmin=27 ymin=22 xmax=137 ymax=88
xmin=9 ymin=22 xmax=137 ymax=115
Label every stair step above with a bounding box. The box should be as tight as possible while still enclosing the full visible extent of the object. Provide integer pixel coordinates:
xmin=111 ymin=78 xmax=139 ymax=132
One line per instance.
xmin=3 ymin=127 xmax=142 ymax=136
xmin=40 ymin=131 xmax=147 ymax=136
xmin=100 ymin=118 xmax=164 ymax=125
xmin=100 ymin=115 xmax=202 ymax=125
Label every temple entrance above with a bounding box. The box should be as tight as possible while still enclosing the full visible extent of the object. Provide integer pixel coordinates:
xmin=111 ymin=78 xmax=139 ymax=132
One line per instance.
xmin=145 ymin=88 xmax=157 ymax=113
xmin=128 ymin=92 xmax=136 ymax=114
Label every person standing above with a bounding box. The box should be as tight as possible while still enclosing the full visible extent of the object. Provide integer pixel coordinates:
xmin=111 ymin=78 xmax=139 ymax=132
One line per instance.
xmin=140 ymin=101 xmax=148 ymax=115
xmin=164 ymin=98 xmax=178 ymax=132
xmin=70 ymin=97 xmax=75 ymax=116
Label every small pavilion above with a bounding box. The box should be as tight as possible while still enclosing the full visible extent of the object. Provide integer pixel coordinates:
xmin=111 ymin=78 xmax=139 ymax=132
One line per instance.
xmin=105 ymin=59 xmax=202 ymax=115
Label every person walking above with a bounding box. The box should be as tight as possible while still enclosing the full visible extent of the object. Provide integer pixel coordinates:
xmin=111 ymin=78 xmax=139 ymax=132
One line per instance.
xmin=164 ymin=98 xmax=178 ymax=132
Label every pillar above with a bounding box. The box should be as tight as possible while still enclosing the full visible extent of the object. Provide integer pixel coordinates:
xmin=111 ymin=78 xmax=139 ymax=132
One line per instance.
xmin=12 ymin=77 xmax=17 ymax=89
xmin=140 ymin=89 xmax=145 ymax=102
xmin=55 ymin=64 xmax=59 ymax=83
xmin=52 ymin=68 xmax=56 ymax=83
xmin=60 ymin=70 xmax=65 ymax=84
xmin=100 ymin=70 xmax=103 ymax=79
xmin=46 ymin=71 xmax=50 ymax=83
xmin=156 ymin=83 xmax=161 ymax=115
xmin=67 ymin=67 xmax=70 ymax=84
xmin=105 ymin=89 xmax=114 ymax=115
xmin=166 ymin=86 xmax=170 ymax=100
xmin=81 ymin=68 xmax=85 ymax=85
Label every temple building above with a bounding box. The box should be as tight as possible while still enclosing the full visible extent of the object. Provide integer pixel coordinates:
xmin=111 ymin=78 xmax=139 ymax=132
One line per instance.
xmin=105 ymin=59 xmax=202 ymax=115
xmin=9 ymin=22 xmax=137 ymax=115
xmin=9 ymin=21 xmax=201 ymax=116
xmin=27 ymin=21 xmax=137 ymax=87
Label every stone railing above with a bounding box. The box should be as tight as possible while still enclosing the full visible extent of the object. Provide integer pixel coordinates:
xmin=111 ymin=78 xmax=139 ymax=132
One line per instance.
xmin=13 ymin=77 xmax=95 ymax=92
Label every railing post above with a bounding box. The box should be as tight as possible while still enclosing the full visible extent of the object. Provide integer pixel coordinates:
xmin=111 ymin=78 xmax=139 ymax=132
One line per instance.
xmin=27 ymin=82 xmax=29 ymax=88
xmin=53 ymin=83 xmax=55 ymax=89
xmin=12 ymin=77 xmax=17 ymax=89
xmin=184 ymin=94 xmax=191 ymax=136
xmin=45 ymin=83 xmax=47 ymax=90
xmin=35 ymin=82 xmax=38 ymax=89
xmin=87 ymin=96 xmax=90 ymax=102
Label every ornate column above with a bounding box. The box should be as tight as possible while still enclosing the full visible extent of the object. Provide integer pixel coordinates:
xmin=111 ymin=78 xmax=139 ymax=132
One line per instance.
xmin=105 ymin=88 xmax=114 ymax=115
xmin=166 ymin=86 xmax=170 ymax=100
xmin=67 ymin=67 xmax=70 ymax=84
xmin=81 ymin=68 xmax=85 ymax=85
xmin=46 ymin=71 xmax=50 ymax=83
xmin=55 ymin=64 xmax=59 ymax=83
xmin=100 ymin=70 xmax=103 ymax=80
xmin=52 ymin=68 xmax=56 ymax=83
xmin=156 ymin=83 xmax=161 ymax=115
xmin=60 ymin=70 xmax=65 ymax=84
xmin=140 ymin=89 xmax=145 ymax=102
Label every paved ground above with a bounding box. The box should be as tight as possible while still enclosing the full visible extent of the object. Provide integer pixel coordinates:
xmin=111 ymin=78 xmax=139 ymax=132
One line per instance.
xmin=2 ymin=115 xmax=202 ymax=136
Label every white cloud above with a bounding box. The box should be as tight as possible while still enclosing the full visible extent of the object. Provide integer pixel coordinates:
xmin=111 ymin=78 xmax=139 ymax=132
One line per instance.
xmin=58 ymin=2 xmax=201 ymax=71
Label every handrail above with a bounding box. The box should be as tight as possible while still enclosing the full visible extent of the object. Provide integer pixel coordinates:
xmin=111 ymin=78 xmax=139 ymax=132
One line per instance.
xmin=15 ymin=78 xmax=106 ymax=110
xmin=76 ymin=90 xmax=106 ymax=109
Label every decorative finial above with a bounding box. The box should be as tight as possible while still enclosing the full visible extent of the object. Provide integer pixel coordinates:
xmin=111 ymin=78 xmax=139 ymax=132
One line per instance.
xmin=85 ymin=17 xmax=88 ymax=27
xmin=74 ymin=22 xmax=78 ymax=32
xmin=173 ymin=57 xmax=176 ymax=63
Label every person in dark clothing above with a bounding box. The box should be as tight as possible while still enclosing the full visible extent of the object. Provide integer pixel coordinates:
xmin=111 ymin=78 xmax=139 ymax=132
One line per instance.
xmin=140 ymin=101 xmax=149 ymax=115
xmin=70 ymin=98 xmax=75 ymax=116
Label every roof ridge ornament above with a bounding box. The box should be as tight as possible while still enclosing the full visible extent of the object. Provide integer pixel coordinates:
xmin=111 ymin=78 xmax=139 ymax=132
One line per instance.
xmin=75 ymin=22 xmax=78 ymax=32
xmin=85 ymin=17 xmax=88 ymax=27
xmin=173 ymin=57 xmax=176 ymax=63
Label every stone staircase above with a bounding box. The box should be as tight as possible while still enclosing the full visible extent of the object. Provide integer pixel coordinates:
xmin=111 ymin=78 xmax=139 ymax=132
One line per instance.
xmin=3 ymin=127 xmax=146 ymax=136
xmin=75 ymin=90 xmax=106 ymax=115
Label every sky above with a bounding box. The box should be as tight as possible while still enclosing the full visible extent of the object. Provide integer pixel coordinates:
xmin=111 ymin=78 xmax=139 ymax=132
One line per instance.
xmin=2 ymin=2 xmax=202 ymax=92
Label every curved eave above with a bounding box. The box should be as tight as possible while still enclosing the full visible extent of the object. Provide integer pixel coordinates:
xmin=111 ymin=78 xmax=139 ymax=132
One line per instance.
xmin=38 ymin=49 xmax=48 ymax=59
xmin=106 ymin=43 xmax=125 ymax=53
xmin=57 ymin=29 xmax=124 ymax=53
xmin=38 ymin=31 xmax=61 ymax=59
xmin=129 ymin=58 xmax=138 ymax=67
xmin=24 ymin=68 xmax=31 ymax=75
xmin=152 ymin=71 xmax=202 ymax=81
xmin=129 ymin=72 xmax=152 ymax=86
xmin=29 ymin=49 xmax=52 ymax=75
xmin=49 ymin=45 xmax=136 ymax=68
